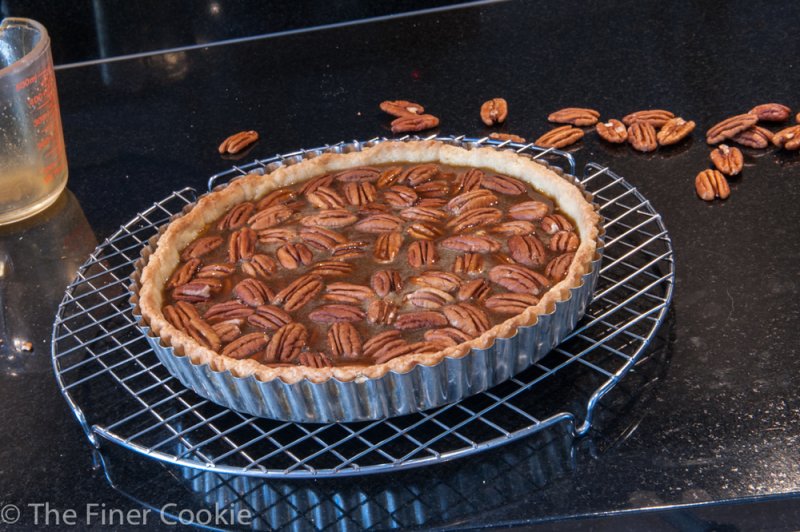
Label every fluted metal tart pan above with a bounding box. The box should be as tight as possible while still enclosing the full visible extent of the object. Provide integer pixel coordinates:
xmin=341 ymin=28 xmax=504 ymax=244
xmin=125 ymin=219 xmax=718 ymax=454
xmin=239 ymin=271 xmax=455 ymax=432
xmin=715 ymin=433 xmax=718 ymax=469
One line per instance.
xmin=129 ymin=138 xmax=604 ymax=423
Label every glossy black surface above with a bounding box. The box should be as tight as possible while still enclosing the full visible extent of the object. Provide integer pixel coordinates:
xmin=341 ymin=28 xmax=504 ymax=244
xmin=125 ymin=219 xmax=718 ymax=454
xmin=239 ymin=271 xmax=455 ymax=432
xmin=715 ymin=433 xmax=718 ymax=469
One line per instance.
xmin=1 ymin=0 xmax=799 ymax=529
xmin=1 ymin=0 xmax=473 ymax=65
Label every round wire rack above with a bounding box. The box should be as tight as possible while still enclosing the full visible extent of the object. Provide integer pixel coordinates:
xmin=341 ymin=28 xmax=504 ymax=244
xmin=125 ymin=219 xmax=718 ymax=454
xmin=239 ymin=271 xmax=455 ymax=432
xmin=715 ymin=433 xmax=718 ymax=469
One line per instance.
xmin=52 ymin=135 xmax=674 ymax=478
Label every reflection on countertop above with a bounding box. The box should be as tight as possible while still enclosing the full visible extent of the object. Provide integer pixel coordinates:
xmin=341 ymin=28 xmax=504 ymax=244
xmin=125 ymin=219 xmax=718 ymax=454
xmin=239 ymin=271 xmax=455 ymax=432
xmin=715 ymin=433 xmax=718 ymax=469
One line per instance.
xmin=0 ymin=189 xmax=97 ymax=375
xmin=89 ymin=325 xmax=671 ymax=529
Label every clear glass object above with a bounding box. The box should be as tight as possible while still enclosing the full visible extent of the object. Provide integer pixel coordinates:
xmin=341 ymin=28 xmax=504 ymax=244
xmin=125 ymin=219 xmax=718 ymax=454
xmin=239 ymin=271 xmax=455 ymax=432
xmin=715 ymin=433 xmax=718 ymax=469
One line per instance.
xmin=0 ymin=18 xmax=68 ymax=225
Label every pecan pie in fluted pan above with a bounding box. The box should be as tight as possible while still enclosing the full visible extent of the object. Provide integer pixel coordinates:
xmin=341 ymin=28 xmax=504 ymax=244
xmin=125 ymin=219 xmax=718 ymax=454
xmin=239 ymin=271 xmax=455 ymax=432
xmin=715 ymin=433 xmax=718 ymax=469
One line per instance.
xmin=131 ymin=140 xmax=602 ymax=421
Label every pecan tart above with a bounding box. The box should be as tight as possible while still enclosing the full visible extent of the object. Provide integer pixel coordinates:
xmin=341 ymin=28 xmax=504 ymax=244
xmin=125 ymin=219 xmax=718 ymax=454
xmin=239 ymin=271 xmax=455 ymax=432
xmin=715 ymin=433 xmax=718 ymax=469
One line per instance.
xmin=134 ymin=141 xmax=600 ymax=390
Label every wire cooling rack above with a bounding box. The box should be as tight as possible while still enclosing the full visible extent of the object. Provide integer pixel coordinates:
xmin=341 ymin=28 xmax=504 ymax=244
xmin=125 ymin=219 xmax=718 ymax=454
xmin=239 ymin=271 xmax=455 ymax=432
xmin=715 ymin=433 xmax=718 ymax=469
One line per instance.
xmin=52 ymin=135 xmax=674 ymax=478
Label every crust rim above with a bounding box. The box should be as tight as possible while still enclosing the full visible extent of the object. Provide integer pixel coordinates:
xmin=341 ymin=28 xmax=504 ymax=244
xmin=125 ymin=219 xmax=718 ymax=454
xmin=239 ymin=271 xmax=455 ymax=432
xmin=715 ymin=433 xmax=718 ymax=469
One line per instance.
xmin=135 ymin=140 xmax=601 ymax=384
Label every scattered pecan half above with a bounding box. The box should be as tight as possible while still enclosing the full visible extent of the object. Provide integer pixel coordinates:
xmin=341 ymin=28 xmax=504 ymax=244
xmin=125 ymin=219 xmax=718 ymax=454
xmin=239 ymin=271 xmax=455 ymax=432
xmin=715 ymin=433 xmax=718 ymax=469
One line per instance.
xmin=621 ymin=109 xmax=675 ymax=127
xmin=547 ymin=107 xmax=600 ymax=126
xmin=596 ymin=119 xmax=628 ymax=143
xmin=628 ymin=122 xmax=658 ymax=152
xmin=706 ymin=113 xmax=758 ymax=144
xmin=218 ymin=130 xmax=258 ymax=155
xmin=695 ymin=169 xmax=731 ymax=201
xmin=489 ymin=132 xmax=526 ymax=143
xmin=731 ymin=126 xmax=773 ymax=149
xmin=391 ymin=113 xmax=440 ymax=133
xmin=535 ymin=125 xmax=584 ymax=148
xmin=710 ymin=144 xmax=744 ymax=176
xmin=380 ymin=100 xmax=425 ymax=117
xmin=772 ymin=125 xmax=800 ymax=150
xmin=749 ymin=103 xmax=792 ymax=122
xmin=480 ymin=98 xmax=509 ymax=126
xmin=656 ymin=117 xmax=696 ymax=146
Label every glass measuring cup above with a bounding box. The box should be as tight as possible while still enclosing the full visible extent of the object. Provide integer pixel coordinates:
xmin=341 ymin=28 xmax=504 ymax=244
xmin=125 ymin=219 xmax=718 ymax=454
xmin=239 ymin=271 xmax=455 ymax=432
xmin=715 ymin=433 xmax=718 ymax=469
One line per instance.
xmin=0 ymin=18 xmax=68 ymax=225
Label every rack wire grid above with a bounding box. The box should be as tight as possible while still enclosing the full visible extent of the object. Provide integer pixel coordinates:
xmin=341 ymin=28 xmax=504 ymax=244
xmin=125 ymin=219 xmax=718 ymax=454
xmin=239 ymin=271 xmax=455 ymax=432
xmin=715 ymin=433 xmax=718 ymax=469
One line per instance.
xmin=52 ymin=135 xmax=675 ymax=478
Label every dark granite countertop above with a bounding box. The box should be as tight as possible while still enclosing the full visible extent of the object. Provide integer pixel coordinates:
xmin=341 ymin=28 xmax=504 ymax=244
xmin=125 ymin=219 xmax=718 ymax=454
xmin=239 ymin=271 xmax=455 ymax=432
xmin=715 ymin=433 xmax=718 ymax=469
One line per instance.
xmin=1 ymin=0 xmax=799 ymax=529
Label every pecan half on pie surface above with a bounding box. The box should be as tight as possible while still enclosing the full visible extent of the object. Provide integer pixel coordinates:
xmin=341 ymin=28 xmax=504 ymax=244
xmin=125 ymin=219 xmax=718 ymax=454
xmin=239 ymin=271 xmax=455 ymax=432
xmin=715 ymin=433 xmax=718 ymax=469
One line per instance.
xmin=136 ymin=141 xmax=600 ymax=384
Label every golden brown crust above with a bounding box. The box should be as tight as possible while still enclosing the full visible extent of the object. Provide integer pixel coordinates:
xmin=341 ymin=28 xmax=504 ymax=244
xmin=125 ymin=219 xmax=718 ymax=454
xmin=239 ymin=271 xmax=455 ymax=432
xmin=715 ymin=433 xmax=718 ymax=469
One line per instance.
xmin=136 ymin=140 xmax=601 ymax=384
